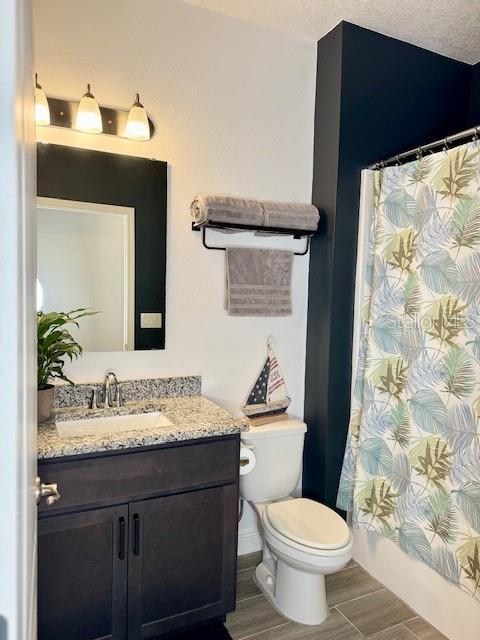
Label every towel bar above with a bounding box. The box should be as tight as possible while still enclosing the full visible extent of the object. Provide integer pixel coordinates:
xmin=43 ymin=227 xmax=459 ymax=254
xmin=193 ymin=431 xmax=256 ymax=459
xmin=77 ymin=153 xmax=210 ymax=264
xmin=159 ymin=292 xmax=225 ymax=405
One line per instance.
xmin=192 ymin=222 xmax=313 ymax=256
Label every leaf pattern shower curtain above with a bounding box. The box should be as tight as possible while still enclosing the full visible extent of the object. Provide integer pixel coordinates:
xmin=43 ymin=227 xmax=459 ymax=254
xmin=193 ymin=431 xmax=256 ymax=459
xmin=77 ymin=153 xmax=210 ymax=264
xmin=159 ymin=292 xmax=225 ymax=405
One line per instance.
xmin=338 ymin=141 xmax=480 ymax=600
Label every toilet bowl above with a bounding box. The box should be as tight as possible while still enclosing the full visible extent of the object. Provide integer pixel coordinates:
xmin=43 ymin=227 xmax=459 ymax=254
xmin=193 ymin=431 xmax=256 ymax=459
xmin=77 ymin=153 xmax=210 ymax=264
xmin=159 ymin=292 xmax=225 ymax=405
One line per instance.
xmin=253 ymin=498 xmax=352 ymax=625
xmin=239 ymin=419 xmax=352 ymax=625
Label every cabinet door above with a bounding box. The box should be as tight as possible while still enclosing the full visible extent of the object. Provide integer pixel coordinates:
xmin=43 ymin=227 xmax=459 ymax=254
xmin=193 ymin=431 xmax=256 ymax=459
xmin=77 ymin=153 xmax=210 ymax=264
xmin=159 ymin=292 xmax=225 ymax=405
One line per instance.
xmin=128 ymin=484 xmax=238 ymax=639
xmin=38 ymin=505 xmax=128 ymax=640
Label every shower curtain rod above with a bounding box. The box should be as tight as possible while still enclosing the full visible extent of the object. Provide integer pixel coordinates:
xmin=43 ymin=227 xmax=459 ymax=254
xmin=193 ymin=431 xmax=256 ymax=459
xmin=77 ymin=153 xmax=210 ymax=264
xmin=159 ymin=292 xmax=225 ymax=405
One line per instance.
xmin=367 ymin=123 xmax=480 ymax=169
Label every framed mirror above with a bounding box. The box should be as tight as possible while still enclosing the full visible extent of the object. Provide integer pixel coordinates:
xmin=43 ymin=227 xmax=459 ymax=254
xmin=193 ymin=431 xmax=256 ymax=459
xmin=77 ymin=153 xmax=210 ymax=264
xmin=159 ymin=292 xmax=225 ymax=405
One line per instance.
xmin=37 ymin=144 xmax=167 ymax=350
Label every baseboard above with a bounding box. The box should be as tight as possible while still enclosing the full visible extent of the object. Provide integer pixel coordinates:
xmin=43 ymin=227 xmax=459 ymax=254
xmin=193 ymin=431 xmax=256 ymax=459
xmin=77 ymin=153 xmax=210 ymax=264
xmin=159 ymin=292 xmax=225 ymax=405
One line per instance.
xmin=237 ymin=529 xmax=262 ymax=556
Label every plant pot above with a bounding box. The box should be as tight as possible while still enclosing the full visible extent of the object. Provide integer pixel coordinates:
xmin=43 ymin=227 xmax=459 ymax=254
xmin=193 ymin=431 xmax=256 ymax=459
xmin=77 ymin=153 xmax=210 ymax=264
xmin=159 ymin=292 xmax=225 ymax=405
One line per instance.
xmin=38 ymin=385 xmax=54 ymax=424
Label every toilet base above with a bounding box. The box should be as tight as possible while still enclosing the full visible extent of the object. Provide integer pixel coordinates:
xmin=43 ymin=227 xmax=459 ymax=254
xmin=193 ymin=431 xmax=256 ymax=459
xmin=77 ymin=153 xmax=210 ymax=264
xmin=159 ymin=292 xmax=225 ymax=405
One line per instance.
xmin=254 ymin=560 xmax=329 ymax=626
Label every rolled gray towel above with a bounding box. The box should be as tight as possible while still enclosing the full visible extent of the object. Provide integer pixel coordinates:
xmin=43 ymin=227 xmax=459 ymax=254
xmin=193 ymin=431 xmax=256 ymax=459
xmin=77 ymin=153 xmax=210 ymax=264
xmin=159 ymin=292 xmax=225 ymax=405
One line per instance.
xmin=190 ymin=193 xmax=264 ymax=227
xmin=262 ymin=201 xmax=319 ymax=231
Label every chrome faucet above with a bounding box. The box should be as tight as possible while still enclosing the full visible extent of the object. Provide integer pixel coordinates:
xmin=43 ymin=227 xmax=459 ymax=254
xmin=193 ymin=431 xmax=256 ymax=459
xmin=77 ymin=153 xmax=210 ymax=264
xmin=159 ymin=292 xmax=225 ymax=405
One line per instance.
xmin=89 ymin=371 xmax=122 ymax=409
xmin=103 ymin=371 xmax=121 ymax=408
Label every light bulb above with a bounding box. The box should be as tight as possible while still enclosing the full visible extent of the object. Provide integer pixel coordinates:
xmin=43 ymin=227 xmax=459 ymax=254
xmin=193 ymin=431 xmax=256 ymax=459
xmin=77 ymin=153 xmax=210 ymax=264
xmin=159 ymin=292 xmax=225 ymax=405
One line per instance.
xmin=75 ymin=84 xmax=103 ymax=133
xmin=34 ymin=74 xmax=50 ymax=126
xmin=125 ymin=93 xmax=150 ymax=141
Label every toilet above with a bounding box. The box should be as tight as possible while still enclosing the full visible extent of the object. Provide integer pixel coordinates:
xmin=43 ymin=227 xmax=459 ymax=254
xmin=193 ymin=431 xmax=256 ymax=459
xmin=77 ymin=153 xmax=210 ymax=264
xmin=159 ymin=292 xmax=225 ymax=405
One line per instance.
xmin=240 ymin=418 xmax=352 ymax=625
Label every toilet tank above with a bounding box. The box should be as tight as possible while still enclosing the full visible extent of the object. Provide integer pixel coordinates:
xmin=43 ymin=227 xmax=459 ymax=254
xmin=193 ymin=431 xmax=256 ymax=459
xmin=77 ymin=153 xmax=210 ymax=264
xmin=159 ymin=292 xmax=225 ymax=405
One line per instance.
xmin=240 ymin=418 xmax=307 ymax=503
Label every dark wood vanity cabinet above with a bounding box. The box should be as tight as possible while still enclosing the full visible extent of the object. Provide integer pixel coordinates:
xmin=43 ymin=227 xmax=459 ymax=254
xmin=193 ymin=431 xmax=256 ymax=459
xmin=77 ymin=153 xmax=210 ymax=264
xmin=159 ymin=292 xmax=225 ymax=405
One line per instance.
xmin=128 ymin=485 xmax=237 ymax=637
xmin=37 ymin=435 xmax=240 ymax=640
xmin=38 ymin=505 xmax=128 ymax=640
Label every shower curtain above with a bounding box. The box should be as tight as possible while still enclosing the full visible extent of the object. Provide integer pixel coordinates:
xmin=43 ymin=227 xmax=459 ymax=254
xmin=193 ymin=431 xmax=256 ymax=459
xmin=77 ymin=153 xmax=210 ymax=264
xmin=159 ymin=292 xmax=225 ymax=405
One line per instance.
xmin=338 ymin=141 xmax=480 ymax=600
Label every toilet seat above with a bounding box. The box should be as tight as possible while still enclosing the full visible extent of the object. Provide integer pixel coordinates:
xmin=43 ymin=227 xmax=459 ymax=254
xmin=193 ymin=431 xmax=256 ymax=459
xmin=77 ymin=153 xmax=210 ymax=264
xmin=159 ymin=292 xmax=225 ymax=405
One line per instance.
xmin=265 ymin=498 xmax=350 ymax=551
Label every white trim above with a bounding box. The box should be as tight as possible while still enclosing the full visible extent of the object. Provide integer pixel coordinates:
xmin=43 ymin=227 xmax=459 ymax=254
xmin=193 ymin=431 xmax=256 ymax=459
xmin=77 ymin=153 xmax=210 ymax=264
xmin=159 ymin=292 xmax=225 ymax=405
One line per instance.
xmin=36 ymin=197 xmax=135 ymax=351
xmin=0 ymin=0 xmax=36 ymax=638
xmin=237 ymin=529 xmax=262 ymax=556
xmin=350 ymin=170 xmax=375 ymax=398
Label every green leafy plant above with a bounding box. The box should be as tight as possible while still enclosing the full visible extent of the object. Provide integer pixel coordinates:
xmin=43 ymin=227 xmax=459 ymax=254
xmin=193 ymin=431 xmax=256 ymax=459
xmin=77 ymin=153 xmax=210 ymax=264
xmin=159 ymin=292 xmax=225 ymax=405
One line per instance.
xmin=37 ymin=309 xmax=96 ymax=389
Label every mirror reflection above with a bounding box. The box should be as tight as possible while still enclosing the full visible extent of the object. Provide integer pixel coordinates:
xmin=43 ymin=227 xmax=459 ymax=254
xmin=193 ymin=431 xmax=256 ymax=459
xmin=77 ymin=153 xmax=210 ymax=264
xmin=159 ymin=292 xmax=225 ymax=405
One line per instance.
xmin=37 ymin=197 xmax=135 ymax=351
xmin=37 ymin=144 xmax=168 ymax=351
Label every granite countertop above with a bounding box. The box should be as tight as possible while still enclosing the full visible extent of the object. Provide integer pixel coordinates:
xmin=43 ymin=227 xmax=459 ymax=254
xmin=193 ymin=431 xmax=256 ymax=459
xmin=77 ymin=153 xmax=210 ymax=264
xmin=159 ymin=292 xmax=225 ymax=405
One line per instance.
xmin=38 ymin=395 xmax=248 ymax=460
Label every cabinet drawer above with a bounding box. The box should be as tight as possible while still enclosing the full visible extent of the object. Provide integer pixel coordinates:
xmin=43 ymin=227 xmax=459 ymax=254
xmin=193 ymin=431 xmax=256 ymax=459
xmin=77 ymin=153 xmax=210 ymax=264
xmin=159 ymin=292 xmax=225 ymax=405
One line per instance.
xmin=38 ymin=435 xmax=239 ymax=515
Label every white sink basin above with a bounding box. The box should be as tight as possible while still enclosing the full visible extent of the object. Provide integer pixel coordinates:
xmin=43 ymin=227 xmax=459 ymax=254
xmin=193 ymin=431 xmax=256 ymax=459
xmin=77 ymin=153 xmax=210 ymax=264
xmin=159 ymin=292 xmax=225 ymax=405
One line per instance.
xmin=56 ymin=411 xmax=173 ymax=438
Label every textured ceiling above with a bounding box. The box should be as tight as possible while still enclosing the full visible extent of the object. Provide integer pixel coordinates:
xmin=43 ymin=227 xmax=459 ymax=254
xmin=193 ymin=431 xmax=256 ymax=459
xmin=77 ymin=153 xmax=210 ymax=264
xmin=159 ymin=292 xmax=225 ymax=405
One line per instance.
xmin=182 ymin=0 xmax=480 ymax=64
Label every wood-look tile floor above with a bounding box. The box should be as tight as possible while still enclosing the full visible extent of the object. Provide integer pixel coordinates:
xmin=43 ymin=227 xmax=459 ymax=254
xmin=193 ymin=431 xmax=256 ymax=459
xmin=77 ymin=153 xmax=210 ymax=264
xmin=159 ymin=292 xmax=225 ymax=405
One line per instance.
xmin=227 ymin=553 xmax=448 ymax=640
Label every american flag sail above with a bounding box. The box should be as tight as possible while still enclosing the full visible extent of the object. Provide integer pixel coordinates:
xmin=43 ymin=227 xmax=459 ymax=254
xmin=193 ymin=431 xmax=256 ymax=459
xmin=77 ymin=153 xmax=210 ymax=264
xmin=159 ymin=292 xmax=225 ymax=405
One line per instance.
xmin=246 ymin=358 xmax=270 ymax=406
xmin=243 ymin=340 xmax=290 ymax=418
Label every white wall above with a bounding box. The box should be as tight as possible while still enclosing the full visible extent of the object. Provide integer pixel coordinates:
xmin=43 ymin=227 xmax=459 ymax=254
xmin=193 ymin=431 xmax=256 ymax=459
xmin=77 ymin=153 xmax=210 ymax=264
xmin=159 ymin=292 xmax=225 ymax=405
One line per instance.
xmin=33 ymin=0 xmax=316 ymax=551
xmin=33 ymin=0 xmax=316 ymax=414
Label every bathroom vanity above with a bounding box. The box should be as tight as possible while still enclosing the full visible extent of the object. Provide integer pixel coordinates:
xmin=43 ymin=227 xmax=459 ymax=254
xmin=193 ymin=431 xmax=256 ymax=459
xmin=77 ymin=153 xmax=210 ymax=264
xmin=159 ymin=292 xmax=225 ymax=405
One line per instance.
xmin=37 ymin=377 xmax=246 ymax=640
xmin=35 ymin=145 xmax=246 ymax=638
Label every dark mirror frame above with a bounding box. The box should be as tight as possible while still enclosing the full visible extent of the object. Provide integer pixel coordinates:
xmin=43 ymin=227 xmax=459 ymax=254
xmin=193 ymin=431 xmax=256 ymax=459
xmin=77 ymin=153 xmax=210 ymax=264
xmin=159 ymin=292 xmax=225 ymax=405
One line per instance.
xmin=37 ymin=143 xmax=167 ymax=350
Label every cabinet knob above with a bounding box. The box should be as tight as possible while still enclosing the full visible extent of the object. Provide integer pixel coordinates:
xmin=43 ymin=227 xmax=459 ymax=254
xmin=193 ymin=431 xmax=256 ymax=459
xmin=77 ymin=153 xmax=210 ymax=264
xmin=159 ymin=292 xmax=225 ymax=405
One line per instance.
xmin=35 ymin=477 xmax=61 ymax=506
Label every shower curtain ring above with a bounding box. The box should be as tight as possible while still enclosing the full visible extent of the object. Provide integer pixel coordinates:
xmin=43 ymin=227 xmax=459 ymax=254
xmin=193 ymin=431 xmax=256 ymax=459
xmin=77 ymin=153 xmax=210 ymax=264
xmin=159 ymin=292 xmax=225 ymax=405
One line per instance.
xmin=395 ymin=154 xmax=401 ymax=166
xmin=416 ymin=146 xmax=423 ymax=159
xmin=443 ymin=137 xmax=450 ymax=152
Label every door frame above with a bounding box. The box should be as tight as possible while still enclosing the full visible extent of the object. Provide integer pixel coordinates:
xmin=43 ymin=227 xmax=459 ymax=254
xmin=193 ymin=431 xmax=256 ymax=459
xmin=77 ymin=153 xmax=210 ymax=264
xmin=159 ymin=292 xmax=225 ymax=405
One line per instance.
xmin=0 ymin=0 xmax=37 ymax=639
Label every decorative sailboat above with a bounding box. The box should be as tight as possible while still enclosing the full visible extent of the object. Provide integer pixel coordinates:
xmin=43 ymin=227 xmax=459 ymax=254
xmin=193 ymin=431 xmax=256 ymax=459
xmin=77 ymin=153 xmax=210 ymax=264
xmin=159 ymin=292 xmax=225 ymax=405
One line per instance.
xmin=242 ymin=339 xmax=290 ymax=425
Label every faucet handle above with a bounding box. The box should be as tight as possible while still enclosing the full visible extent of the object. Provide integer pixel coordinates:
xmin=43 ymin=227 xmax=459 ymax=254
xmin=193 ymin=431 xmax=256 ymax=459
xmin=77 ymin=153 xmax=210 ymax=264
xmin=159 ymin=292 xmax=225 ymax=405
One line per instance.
xmin=90 ymin=387 xmax=103 ymax=409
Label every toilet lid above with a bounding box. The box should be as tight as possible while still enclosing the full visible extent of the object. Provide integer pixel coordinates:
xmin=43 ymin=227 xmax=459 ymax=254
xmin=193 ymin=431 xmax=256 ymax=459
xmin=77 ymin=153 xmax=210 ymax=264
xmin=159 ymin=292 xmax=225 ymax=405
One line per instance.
xmin=266 ymin=498 xmax=350 ymax=550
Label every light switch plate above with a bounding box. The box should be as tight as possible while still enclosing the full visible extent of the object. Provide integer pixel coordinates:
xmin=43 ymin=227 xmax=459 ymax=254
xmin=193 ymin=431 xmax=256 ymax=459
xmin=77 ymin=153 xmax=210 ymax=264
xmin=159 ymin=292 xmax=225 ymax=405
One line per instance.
xmin=140 ymin=312 xmax=162 ymax=329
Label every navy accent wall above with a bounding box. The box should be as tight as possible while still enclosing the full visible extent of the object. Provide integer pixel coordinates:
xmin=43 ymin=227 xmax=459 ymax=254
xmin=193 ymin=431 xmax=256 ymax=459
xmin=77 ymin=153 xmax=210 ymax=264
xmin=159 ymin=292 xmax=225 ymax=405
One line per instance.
xmin=303 ymin=22 xmax=473 ymax=510
xmin=302 ymin=26 xmax=343 ymax=503
xmin=470 ymin=62 xmax=480 ymax=123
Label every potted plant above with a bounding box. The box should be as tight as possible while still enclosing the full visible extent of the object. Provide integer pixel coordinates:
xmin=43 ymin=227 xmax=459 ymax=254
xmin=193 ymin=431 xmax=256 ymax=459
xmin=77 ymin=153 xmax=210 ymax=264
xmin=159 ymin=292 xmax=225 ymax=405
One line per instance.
xmin=37 ymin=309 xmax=96 ymax=424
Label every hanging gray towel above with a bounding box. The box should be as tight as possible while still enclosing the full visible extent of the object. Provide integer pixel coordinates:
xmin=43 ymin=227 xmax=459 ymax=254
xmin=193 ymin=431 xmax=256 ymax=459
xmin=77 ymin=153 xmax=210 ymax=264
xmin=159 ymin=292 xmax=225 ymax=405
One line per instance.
xmin=190 ymin=193 xmax=264 ymax=227
xmin=261 ymin=201 xmax=319 ymax=231
xmin=225 ymin=248 xmax=293 ymax=316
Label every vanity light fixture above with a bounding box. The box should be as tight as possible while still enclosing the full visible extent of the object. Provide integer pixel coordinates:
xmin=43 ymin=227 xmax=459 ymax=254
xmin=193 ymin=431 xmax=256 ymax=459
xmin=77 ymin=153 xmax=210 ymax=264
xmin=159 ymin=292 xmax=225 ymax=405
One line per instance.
xmin=34 ymin=80 xmax=154 ymax=140
xmin=34 ymin=74 xmax=50 ymax=126
xmin=125 ymin=93 xmax=151 ymax=141
xmin=75 ymin=84 xmax=103 ymax=134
